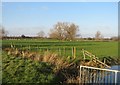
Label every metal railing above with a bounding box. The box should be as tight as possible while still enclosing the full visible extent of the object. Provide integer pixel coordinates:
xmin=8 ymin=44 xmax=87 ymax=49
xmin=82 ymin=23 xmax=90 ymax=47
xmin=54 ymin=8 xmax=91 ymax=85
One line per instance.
xmin=80 ymin=65 xmax=120 ymax=84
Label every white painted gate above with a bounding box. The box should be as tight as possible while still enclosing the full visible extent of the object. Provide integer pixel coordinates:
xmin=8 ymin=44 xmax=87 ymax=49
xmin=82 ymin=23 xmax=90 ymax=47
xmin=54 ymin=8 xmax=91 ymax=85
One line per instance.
xmin=80 ymin=65 xmax=120 ymax=84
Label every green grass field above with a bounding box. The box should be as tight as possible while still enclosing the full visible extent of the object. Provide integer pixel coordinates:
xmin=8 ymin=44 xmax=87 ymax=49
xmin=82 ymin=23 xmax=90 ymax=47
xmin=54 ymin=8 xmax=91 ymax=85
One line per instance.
xmin=2 ymin=39 xmax=118 ymax=59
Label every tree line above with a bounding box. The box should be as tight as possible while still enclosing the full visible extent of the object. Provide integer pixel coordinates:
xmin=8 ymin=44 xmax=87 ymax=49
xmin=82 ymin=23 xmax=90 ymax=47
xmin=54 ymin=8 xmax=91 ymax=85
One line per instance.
xmin=0 ymin=22 xmax=119 ymax=41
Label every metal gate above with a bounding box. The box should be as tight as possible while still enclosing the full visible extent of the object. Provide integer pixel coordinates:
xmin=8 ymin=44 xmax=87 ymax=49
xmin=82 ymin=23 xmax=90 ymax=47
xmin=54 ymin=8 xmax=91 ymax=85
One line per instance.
xmin=80 ymin=65 xmax=120 ymax=84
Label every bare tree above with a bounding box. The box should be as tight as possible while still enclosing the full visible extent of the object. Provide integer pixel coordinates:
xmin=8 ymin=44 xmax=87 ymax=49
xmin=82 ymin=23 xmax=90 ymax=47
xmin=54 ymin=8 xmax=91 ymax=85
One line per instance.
xmin=21 ymin=34 xmax=26 ymax=38
xmin=95 ymin=31 xmax=103 ymax=40
xmin=110 ymin=36 xmax=118 ymax=41
xmin=49 ymin=22 xmax=79 ymax=40
xmin=37 ymin=31 xmax=45 ymax=38
xmin=0 ymin=25 xmax=8 ymax=39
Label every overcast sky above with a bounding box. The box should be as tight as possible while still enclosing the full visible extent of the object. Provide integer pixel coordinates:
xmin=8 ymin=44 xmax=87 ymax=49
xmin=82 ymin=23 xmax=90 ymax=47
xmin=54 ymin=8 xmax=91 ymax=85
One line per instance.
xmin=1 ymin=2 xmax=118 ymax=38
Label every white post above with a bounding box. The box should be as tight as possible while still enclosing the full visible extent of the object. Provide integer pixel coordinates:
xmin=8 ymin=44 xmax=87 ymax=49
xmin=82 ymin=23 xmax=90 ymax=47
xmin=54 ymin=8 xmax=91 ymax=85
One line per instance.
xmin=115 ymin=72 xmax=117 ymax=85
xmin=80 ymin=66 xmax=82 ymax=84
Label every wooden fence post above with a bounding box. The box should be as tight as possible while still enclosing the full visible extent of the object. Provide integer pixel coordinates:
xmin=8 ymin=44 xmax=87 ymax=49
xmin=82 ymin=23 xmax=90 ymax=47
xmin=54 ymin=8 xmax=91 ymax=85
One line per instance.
xmin=72 ymin=47 xmax=73 ymax=57
xmin=58 ymin=48 xmax=61 ymax=56
xmin=64 ymin=47 xmax=66 ymax=56
xmin=29 ymin=45 xmax=31 ymax=49
xmin=47 ymin=48 xmax=48 ymax=52
xmin=82 ymin=49 xmax=86 ymax=60
xmin=73 ymin=47 xmax=76 ymax=59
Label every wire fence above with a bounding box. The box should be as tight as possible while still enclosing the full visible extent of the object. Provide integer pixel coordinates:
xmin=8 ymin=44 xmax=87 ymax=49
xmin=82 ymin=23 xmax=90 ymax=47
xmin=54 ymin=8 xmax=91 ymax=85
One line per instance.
xmin=8 ymin=44 xmax=83 ymax=58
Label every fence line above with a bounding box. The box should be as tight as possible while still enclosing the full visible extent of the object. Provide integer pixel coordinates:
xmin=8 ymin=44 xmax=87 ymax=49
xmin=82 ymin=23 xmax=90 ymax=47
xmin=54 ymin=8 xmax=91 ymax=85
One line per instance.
xmin=80 ymin=65 xmax=120 ymax=84
xmin=10 ymin=45 xmax=79 ymax=58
